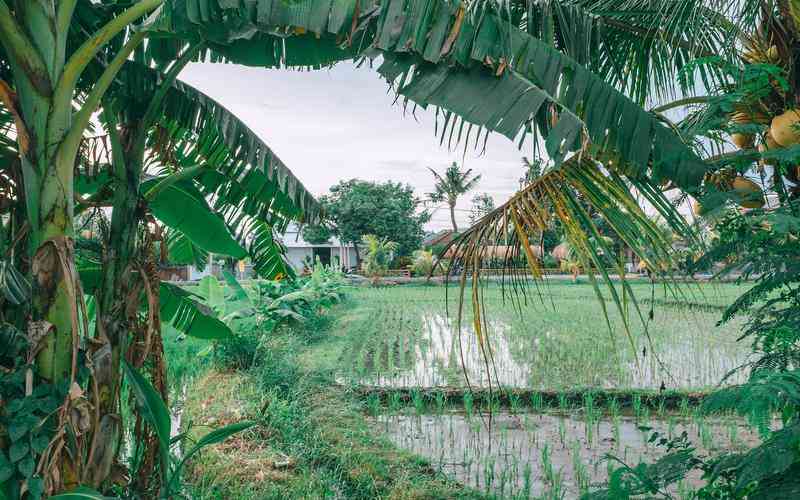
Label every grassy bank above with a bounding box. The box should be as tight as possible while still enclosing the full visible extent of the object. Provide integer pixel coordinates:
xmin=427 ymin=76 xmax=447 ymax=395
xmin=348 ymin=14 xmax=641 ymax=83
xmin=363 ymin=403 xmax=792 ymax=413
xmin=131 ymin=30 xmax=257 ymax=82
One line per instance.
xmin=179 ymin=302 xmax=487 ymax=499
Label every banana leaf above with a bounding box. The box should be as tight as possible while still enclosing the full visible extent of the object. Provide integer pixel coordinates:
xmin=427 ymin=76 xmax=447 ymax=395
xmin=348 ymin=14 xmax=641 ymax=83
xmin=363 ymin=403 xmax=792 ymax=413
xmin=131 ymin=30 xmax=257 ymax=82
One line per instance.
xmin=142 ymin=177 xmax=247 ymax=259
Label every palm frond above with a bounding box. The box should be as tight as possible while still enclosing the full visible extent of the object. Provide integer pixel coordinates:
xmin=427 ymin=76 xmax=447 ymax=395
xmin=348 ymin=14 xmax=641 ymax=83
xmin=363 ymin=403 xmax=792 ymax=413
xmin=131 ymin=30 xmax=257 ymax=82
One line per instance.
xmin=438 ymin=153 xmax=694 ymax=371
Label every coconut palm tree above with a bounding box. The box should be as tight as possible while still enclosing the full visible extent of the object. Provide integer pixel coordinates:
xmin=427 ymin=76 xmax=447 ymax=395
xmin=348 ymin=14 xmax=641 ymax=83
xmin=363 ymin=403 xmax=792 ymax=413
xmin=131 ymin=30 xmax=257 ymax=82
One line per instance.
xmin=428 ymin=162 xmax=482 ymax=232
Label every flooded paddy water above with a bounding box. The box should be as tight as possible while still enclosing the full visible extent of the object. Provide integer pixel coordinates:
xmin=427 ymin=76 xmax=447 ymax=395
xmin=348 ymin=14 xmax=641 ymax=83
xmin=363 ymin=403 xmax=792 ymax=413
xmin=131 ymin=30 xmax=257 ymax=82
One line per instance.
xmin=338 ymin=283 xmax=750 ymax=391
xmin=335 ymin=283 xmax=758 ymax=497
xmin=372 ymin=409 xmax=760 ymax=498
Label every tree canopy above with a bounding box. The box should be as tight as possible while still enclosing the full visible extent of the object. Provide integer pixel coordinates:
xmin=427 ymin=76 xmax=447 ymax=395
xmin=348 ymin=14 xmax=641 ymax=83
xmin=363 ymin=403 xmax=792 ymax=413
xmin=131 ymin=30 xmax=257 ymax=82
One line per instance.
xmin=316 ymin=179 xmax=430 ymax=259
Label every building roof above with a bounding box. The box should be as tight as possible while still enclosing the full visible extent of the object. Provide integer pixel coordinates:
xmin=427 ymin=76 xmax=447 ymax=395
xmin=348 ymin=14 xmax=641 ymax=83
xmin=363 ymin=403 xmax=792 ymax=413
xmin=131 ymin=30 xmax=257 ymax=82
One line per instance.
xmin=280 ymin=222 xmax=355 ymax=249
xmin=422 ymin=229 xmax=457 ymax=247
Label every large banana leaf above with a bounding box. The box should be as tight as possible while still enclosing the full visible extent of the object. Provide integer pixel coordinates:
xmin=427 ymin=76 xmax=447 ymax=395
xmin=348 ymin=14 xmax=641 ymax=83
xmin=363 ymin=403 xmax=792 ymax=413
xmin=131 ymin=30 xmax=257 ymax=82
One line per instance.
xmin=142 ymin=177 xmax=247 ymax=259
xmin=152 ymin=0 xmax=708 ymax=191
xmin=160 ymin=282 xmax=234 ymax=340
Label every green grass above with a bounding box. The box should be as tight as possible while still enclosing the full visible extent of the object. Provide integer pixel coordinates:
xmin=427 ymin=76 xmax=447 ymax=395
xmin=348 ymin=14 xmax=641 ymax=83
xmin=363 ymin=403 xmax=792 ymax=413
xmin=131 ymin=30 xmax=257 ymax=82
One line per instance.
xmin=179 ymin=302 xmax=488 ymax=499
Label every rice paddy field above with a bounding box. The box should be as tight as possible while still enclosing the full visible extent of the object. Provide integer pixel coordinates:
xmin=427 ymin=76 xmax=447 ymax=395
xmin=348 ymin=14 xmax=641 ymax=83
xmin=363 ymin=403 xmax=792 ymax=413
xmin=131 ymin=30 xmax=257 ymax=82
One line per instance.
xmin=329 ymin=281 xmax=762 ymax=498
xmin=337 ymin=281 xmax=749 ymax=391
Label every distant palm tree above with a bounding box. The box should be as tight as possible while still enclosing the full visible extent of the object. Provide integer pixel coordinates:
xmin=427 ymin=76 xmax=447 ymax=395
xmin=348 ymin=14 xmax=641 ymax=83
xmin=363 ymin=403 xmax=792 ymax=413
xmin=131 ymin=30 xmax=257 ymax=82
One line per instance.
xmin=428 ymin=162 xmax=482 ymax=233
xmin=519 ymin=156 xmax=545 ymax=189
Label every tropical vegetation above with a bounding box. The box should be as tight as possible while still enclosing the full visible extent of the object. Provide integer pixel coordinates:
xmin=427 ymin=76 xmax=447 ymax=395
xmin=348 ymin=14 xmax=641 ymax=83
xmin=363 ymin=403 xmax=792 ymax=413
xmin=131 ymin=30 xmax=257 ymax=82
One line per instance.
xmin=1 ymin=0 xmax=799 ymax=497
xmin=360 ymin=235 xmax=399 ymax=284
xmin=305 ymin=179 xmax=430 ymax=263
xmin=428 ymin=162 xmax=483 ymax=232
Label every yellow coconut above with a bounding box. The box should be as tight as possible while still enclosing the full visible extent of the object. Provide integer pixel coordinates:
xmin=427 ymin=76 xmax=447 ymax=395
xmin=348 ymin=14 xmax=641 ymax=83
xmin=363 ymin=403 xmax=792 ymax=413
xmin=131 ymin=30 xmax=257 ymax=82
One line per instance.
xmin=766 ymin=130 xmax=781 ymax=149
xmin=732 ymin=177 xmax=765 ymax=209
xmin=731 ymin=133 xmax=754 ymax=149
xmin=692 ymin=198 xmax=707 ymax=216
xmin=770 ymin=109 xmax=800 ymax=147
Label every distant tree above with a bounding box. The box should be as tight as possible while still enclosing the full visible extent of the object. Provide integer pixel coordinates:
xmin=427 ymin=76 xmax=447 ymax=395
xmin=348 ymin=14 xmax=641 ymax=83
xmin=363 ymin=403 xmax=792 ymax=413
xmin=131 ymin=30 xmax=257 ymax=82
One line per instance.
xmin=302 ymin=224 xmax=333 ymax=245
xmin=519 ymin=156 xmax=545 ymax=188
xmin=306 ymin=179 xmax=430 ymax=263
xmin=428 ymin=162 xmax=482 ymax=232
xmin=469 ymin=193 xmax=496 ymax=225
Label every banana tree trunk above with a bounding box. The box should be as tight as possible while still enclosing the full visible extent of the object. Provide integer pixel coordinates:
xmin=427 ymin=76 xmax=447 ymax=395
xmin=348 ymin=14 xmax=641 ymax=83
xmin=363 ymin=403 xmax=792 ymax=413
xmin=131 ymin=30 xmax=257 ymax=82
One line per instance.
xmin=30 ymin=161 xmax=77 ymax=385
xmin=84 ymin=112 xmax=143 ymax=486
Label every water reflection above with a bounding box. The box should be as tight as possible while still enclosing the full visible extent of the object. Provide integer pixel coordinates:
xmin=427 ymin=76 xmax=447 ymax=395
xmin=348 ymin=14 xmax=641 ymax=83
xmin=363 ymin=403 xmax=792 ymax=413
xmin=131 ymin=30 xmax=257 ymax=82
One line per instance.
xmin=346 ymin=312 xmax=750 ymax=390
xmin=374 ymin=411 xmax=759 ymax=498
xmin=359 ymin=314 xmax=530 ymax=388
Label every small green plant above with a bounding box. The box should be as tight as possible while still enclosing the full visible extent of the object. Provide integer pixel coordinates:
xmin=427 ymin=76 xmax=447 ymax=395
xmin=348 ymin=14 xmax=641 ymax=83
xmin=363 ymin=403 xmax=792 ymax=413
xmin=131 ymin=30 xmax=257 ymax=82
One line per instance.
xmin=463 ymin=391 xmax=474 ymax=416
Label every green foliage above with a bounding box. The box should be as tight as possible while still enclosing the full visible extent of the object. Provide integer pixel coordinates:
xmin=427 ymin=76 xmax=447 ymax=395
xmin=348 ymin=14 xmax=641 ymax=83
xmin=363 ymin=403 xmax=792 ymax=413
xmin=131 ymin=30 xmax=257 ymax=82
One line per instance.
xmin=0 ymin=324 xmax=59 ymax=500
xmin=696 ymin=203 xmax=800 ymax=373
xmin=361 ymin=235 xmax=399 ymax=279
xmin=123 ymin=360 xmax=254 ymax=498
xmin=584 ymin=431 xmax=701 ymax=499
xmin=411 ymin=249 xmax=435 ymax=277
xmin=590 ymin=202 xmax=800 ymax=497
xmin=302 ymin=224 xmax=333 ymax=245
xmin=211 ymin=264 xmax=346 ymax=370
xmin=316 ymin=179 xmax=430 ymax=257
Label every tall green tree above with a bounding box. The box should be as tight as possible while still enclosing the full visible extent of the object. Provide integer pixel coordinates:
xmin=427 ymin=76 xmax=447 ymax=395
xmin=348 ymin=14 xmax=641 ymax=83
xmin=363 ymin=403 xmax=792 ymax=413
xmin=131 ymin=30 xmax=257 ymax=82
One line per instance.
xmin=427 ymin=162 xmax=482 ymax=232
xmin=315 ymin=179 xmax=430 ymax=262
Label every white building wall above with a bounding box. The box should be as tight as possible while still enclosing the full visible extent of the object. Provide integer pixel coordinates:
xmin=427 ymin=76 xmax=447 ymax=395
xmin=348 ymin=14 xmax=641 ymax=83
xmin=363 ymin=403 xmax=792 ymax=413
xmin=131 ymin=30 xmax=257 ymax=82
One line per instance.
xmin=286 ymin=247 xmax=313 ymax=272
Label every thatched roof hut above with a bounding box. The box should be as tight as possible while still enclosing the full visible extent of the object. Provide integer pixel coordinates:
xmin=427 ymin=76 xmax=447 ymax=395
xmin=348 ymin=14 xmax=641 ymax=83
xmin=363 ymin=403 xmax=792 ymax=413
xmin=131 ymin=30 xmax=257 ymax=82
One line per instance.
xmin=550 ymin=242 xmax=571 ymax=262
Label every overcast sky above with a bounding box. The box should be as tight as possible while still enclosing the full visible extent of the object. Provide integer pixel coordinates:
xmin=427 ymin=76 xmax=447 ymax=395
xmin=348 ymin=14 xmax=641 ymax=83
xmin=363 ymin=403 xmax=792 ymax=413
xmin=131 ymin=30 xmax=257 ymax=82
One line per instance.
xmin=180 ymin=61 xmax=532 ymax=231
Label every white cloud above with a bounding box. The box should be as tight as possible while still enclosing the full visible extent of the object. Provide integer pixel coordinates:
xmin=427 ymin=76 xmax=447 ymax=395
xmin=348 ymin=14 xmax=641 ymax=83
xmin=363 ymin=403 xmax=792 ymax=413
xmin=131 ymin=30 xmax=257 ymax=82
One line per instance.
xmin=180 ymin=61 xmax=529 ymax=231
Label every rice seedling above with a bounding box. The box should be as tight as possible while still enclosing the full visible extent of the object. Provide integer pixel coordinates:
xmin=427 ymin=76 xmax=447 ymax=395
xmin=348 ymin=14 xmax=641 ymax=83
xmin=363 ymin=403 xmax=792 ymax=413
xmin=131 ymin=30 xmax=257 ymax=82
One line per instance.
xmin=463 ymin=391 xmax=474 ymax=416
xmin=366 ymin=393 xmax=381 ymax=416
xmin=531 ymin=392 xmax=543 ymax=412
xmin=435 ymin=391 xmax=447 ymax=414
xmin=411 ymin=388 xmax=425 ymax=415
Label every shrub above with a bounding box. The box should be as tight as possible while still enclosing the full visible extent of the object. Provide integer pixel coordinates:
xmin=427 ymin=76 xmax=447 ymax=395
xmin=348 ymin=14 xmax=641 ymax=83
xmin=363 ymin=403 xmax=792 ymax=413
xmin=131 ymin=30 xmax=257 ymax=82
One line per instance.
xmin=410 ymin=250 xmax=434 ymax=276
